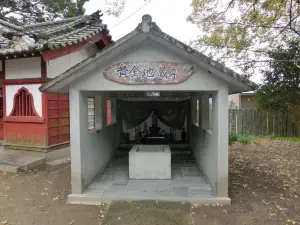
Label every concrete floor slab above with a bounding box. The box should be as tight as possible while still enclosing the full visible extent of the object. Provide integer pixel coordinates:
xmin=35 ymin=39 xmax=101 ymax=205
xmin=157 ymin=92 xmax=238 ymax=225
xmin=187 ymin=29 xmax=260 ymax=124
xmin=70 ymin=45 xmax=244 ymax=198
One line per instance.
xmin=0 ymin=148 xmax=46 ymax=172
xmin=68 ymin=154 xmax=230 ymax=205
xmin=0 ymin=146 xmax=70 ymax=172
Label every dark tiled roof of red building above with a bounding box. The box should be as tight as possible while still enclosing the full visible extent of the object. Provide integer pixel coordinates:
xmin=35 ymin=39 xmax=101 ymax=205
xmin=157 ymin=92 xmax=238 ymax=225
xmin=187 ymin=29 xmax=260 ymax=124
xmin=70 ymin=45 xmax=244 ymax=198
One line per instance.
xmin=0 ymin=10 xmax=111 ymax=58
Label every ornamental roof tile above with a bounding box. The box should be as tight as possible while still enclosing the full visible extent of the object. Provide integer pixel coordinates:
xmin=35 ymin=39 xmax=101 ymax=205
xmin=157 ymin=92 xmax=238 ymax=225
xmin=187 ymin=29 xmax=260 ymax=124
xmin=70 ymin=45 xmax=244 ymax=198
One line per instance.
xmin=0 ymin=10 xmax=110 ymax=58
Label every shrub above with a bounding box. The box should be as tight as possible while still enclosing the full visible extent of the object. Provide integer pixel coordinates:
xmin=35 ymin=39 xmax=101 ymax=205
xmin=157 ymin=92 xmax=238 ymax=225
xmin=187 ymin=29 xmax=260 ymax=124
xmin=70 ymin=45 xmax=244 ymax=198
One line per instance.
xmin=229 ymin=132 xmax=239 ymax=145
xmin=237 ymin=135 xmax=253 ymax=144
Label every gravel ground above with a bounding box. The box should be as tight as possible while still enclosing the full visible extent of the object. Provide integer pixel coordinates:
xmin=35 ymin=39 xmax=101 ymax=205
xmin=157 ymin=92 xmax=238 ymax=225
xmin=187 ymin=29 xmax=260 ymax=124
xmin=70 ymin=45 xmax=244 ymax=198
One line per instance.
xmin=0 ymin=138 xmax=299 ymax=225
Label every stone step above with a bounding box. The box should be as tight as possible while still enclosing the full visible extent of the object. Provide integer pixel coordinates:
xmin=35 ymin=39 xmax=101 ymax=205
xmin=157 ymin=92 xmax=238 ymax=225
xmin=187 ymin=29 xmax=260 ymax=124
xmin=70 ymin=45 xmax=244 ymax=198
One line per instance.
xmin=0 ymin=156 xmax=46 ymax=173
xmin=0 ymin=161 xmax=23 ymax=173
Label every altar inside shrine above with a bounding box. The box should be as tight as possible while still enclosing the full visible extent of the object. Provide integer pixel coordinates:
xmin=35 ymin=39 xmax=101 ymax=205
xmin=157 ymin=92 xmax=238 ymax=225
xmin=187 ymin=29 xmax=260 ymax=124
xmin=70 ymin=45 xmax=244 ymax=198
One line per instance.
xmin=120 ymin=100 xmax=188 ymax=146
xmin=129 ymin=144 xmax=171 ymax=179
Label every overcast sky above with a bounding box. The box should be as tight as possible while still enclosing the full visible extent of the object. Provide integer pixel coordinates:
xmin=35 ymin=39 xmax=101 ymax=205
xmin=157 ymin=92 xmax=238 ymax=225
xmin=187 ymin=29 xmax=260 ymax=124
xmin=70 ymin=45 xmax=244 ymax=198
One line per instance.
xmin=85 ymin=0 xmax=199 ymax=42
xmin=85 ymin=0 xmax=260 ymax=84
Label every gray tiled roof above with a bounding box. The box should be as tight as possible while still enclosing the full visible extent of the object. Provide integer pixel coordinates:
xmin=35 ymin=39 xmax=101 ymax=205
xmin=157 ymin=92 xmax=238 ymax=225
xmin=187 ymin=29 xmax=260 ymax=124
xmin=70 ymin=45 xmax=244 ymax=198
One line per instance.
xmin=40 ymin=14 xmax=258 ymax=93
xmin=0 ymin=10 xmax=111 ymax=57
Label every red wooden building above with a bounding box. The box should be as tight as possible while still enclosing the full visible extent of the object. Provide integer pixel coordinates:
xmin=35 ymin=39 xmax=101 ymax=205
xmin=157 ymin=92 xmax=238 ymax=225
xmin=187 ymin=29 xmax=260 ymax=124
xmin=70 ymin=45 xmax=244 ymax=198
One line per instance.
xmin=0 ymin=11 xmax=111 ymax=151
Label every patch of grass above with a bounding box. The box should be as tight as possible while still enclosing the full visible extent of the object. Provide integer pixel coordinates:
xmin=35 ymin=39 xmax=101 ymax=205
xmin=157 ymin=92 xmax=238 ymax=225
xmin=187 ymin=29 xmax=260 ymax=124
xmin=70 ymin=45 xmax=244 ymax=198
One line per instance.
xmin=237 ymin=135 xmax=253 ymax=144
xmin=229 ymin=132 xmax=239 ymax=145
xmin=229 ymin=133 xmax=254 ymax=144
xmin=257 ymin=136 xmax=300 ymax=143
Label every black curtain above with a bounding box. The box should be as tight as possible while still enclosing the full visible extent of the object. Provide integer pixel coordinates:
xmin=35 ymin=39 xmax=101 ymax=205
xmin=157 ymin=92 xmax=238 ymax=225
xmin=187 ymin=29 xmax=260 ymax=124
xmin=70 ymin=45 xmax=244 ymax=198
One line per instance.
xmin=119 ymin=100 xmax=189 ymax=130
xmin=119 ymin=101 xmax=153 ymax=130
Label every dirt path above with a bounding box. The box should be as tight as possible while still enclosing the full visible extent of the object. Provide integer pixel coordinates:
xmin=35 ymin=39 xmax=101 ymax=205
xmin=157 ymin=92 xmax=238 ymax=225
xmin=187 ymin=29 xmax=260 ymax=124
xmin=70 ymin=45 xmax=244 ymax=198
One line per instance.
xmin=1 ymin=138 xmax=299 ymax=225
xmin=0 ymin=163 xmax=107 ymax=225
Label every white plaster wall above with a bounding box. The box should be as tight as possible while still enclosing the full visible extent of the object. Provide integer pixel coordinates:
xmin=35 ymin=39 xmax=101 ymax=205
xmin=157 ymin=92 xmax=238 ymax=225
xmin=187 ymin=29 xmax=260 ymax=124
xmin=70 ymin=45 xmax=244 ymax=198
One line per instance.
xmin=47 ymin=45 xmax=99 ymax=78
xmin=70 ymin=89 xmax=121 ymax=193
xmin=6 ymin=84 xmax=42 ymax=117
xmin=6 ymin=57 xmax=41 ymax=79
xmin=72 ymin=40 xmax=227 ymax=92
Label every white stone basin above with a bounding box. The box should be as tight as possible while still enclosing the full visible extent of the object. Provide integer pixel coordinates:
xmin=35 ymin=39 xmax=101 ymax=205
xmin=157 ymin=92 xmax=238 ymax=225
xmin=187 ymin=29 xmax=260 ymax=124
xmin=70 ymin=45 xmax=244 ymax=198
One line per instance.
xmin=129 ymin=145 xmax=171 ymax=179
xmin=136 ymin=145 xmax=168 ymax=152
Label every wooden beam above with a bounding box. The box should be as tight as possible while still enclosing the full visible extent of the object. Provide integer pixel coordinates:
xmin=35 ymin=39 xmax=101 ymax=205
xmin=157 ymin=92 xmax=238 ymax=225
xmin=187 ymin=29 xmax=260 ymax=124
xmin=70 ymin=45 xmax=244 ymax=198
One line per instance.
xmin=3 ymin=78 xmax=52 ymax=85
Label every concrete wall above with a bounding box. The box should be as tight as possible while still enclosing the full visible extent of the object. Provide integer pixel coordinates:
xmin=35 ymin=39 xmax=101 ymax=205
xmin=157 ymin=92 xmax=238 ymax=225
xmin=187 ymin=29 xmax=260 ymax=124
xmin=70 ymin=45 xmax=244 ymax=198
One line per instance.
xmin=230 ymin=93 xmax=240 ymax=109
xmin=191 ymin=126 xmax=216 ymax=187
xmin=72 ymin=40 xmax=226 ymax=92
xmin=230 ymin=94 xmax=256 ymax=109
xmin=70 ymin=89 xmax=121 ymax=193
xmin=240 ymin=95 xmax=256 ymax=109
xmin=191 ymin=89 xmax=229 ymax=197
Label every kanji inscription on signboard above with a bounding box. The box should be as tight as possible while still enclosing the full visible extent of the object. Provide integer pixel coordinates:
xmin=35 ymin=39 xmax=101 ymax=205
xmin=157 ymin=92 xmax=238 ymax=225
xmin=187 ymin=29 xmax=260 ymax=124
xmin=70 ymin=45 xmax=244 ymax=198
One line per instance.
xmin=103 ymin=61 xmax=195 ymax=84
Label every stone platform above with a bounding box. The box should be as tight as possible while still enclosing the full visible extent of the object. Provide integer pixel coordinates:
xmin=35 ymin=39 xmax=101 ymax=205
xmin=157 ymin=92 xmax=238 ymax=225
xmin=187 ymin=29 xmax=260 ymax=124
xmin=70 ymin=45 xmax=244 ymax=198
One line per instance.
xmin=0 ymin=147 xmax=70 ymax=173
xmin=68 ymin=154 xmax=232 ymax=205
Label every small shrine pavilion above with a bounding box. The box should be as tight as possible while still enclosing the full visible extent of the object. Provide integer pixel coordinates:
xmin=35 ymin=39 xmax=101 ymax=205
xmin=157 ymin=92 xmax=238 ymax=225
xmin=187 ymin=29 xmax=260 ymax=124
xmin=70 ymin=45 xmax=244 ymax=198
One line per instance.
xmin=40 ymin=15 xmax=257 ymax=204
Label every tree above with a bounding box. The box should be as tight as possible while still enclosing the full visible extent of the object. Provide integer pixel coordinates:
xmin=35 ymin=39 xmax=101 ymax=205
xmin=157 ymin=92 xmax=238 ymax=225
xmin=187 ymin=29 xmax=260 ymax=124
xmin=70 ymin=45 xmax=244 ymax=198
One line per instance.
xmin=187 ymin=0 xmax=300 ymax=76
xmin=0 ymin=0 xmax=89 ymax=25
xmin=256 ymin=40 xmax=300 ymax=126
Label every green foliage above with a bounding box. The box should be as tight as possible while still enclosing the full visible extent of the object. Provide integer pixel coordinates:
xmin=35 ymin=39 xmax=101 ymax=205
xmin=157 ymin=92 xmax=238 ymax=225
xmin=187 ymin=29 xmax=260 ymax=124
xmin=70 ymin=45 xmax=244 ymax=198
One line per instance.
xmin=229 ymin=133 xmax=253 ymax=144
xmin=0 ymin=0 xmax=89 ymax=24
xmin=187 ymin=0 xmax=300 ymax=76
xmin=237 ymin=135 xmax=253 ymax=144
xmin=256 ymin=40 xmax=300 ymax=126
xmin=229 ymin=132 xmax=239 ymax=145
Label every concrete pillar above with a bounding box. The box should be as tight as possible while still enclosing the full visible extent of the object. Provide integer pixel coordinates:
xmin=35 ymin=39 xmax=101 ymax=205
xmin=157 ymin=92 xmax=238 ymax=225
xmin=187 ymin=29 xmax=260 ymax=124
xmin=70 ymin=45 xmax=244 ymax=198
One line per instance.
xmin=196 ymin=93 xmax=202 ymax=129
xmin=187 ymin=99 xmax=191 ymax=143
xmin=94 ymin=93 xmax=103 ymax=130
xmin=191 ymin=95 xmax=198 ymax=124
xmin=212 ymin=88 xmax=229 ymax=197
xmin=69 ymin=88 xmax=86 ymax=194
xmin=201 ymin=93 xmax=210 ymax=130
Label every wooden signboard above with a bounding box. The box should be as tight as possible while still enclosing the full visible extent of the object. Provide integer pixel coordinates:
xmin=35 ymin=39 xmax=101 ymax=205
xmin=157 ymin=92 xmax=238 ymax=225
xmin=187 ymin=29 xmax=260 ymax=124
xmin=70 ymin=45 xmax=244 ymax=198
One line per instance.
xmin=103 ymin=61 xmax=195 ymax=84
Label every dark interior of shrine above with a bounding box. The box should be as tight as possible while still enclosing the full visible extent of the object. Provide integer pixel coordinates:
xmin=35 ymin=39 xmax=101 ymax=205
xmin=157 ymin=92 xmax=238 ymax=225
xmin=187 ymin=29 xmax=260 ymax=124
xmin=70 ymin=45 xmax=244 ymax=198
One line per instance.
xmin=117 ymin=91 xmax=193 ymax=148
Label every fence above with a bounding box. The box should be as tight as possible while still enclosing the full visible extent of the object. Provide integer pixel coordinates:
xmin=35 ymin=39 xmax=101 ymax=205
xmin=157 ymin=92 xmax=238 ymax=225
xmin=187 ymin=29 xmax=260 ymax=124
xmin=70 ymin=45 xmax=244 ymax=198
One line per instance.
xmin=228 ymin=109 xmax=300 ymax=137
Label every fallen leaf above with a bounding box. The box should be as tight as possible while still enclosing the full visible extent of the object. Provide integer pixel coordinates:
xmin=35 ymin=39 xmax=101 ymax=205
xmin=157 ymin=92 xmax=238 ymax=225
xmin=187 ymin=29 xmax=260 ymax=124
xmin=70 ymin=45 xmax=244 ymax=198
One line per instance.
xmin=191 ymin=204 xmax=199 ymax=208
xmin=287 ymin=219 xmax=296 ymax=224
xmin=53 ymin=196 xmax=59 ymax=200
xmin=0 ymin=219 xmax=8 ymax=225
xmin=223 ymin=210 xmax=227 ymax=214
xmin=69 ymin=221 xmax=74 ymax=225
xmin=269 ymin=213 xmax=276 ymax=217
xmin=276 ymin=205 xmax=288 ymax=211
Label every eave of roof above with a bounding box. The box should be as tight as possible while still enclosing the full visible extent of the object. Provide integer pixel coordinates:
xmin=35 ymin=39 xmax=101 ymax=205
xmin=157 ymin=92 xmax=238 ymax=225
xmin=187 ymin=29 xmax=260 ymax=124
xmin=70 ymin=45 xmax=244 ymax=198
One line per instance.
xmin=40 ymin=14 xmax=258 ymax=93
xmin=0 ymin=10 xmax=111 ymax=59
